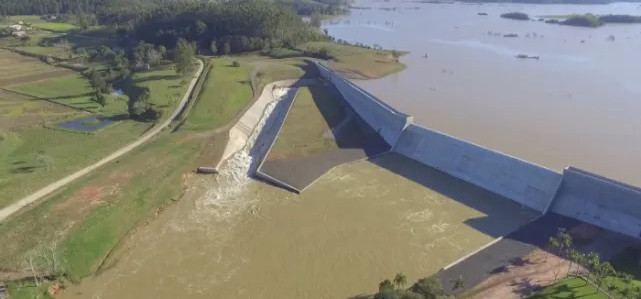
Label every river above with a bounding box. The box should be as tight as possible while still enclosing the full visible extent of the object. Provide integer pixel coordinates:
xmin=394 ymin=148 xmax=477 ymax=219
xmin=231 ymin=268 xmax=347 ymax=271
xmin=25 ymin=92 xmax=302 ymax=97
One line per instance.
xmin=61 ymin=2 xmax=641 ymax=298
xmin=325 ymin=0 xmax=641 ymax=186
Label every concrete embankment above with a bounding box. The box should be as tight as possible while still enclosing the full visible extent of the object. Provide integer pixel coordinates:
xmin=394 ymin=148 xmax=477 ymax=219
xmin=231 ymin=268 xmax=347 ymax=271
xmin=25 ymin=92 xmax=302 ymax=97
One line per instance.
xmin=395 ymin=124 xmax=562 ymax=212
xmin=316 ymin=62 xmax=412 ymax=147
xmin=315 ymin=61 xmax=641 ymax=240
xmin=213 ymin=79 xmax=316 ymax=171
xmin=550 ymin=167 xmax=641 ymax=238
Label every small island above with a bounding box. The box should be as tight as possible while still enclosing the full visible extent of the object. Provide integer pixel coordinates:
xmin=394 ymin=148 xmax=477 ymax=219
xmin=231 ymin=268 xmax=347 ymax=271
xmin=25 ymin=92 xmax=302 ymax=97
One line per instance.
xmin=543 ymin=13 xmax=641 ymax=28
xmin=478 ymin=12 xmax=488 ymax=16
xmin=515 ymin=54 xmax=540 ymax=60
xmin=500 ymin=12 xmax=530 ymax=21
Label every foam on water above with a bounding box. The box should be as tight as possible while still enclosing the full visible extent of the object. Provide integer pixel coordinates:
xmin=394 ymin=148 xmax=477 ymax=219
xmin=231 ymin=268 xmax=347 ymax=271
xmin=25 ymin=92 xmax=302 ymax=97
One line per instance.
xmin=193 ymin=87 xmax=292 ymax=223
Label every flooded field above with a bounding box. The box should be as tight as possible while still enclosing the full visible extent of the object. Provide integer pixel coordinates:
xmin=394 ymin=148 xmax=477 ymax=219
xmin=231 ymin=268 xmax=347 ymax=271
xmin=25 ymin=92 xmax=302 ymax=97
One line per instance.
xmin=61 ymin=152 xmax=535 ymax=299
xmin=325 ymin=1 xmax=641 ymax=186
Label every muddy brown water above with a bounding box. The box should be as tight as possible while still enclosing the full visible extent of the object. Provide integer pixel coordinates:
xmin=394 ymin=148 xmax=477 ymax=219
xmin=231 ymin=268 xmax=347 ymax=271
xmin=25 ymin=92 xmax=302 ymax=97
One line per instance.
xmin=326 ymin=0 xmax=641 ymax=186
xmin=61 ymin=154 xmax=534 ymax=299
xmin=59 ymin=2 xmax=641 ymax=297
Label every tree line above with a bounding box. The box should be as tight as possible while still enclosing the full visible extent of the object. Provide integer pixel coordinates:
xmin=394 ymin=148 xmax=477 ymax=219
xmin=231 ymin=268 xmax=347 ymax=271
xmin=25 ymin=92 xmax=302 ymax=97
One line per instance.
xmin=132 ymin=1 xmax=327 ymax=52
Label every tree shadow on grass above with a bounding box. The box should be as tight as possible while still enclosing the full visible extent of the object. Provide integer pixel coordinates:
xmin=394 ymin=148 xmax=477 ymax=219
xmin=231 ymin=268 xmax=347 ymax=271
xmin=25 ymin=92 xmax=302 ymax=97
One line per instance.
xmin=10 ymin=166 xmax=41 ymax=174
xmin=132 ymin=74 xmax=180 ymax=84
xmin=510 ymin=277 xmax=544 ymax=298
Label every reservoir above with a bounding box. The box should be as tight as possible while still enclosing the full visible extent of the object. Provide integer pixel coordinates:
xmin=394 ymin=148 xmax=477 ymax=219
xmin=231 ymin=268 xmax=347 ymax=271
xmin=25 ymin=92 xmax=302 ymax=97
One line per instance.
xmin=325 ymin=0 xmax=641 ymax=186
xmin=61 ymin=1 xmax=641 ymax=298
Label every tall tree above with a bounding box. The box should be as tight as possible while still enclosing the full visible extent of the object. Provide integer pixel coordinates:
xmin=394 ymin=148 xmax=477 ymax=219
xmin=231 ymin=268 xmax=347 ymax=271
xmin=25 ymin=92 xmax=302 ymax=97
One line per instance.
xmin=393 ymin=273 xmax=407 ymax=290
xmin=173 ymin=38 xmax=195 ymax=77
xmin=209 ymin=40 xmax=217 ymax=55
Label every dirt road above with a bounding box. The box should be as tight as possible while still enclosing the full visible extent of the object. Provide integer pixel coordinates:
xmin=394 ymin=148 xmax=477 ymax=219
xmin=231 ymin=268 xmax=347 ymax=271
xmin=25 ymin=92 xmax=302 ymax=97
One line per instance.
xmin=0 ymin=60 xmax=204 ymax=223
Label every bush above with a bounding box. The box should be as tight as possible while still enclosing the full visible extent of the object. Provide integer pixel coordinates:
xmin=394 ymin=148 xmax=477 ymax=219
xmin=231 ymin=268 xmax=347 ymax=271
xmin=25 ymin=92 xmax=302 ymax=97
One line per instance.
xmin=231 ymin=60 xmax=240 ymax=67
xmin=500 ymin=12 xmax=530 ymax=21
xmin=562 ymin=14 xmax=603 ymax=27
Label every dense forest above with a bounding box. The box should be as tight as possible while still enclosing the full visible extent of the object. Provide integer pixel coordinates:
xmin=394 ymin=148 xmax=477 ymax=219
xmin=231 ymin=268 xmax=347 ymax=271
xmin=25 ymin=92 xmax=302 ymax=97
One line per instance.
xmin=0 ymin=0 xmax=348 ymax=21
xmin=132 ymin=1 xmax=327 ymax=51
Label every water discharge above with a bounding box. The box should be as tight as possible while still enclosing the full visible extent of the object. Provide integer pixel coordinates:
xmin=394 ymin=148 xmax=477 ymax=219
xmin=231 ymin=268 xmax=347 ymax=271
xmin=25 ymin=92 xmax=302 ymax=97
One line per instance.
xmin=59 ymin=2 xmax=641 ymax=297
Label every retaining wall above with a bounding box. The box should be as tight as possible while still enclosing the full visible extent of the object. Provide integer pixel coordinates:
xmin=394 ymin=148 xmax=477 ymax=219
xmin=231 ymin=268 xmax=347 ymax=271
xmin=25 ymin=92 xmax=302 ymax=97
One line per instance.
xmin=394 ymin=125 xmax=563 ymax=212
xmin=315 ymin=62 xmax=412 ymax=147
xmin=550 ymin=167 xmax=641 ymax=239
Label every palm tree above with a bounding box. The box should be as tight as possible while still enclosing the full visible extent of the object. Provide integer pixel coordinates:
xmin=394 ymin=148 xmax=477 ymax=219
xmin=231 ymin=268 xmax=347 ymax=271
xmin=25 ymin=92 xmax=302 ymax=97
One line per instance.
xmin=567 ymin=249 xmax=579 ymax=277
xmin=547 ymin=236 xmax=560 ymax=262
xmin=379 ymin=279 xmax=394 ymax=292
xmin=557 ymin=229 xmax=573 ymax=257
xmin=393 ymin=273 xmax=407 ymax=291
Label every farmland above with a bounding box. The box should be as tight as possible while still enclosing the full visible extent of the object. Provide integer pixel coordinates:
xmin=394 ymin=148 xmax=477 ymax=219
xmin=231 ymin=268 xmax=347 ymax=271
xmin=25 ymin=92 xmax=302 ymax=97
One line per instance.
xmin=0 ymin=48 xmax=196 ymax=209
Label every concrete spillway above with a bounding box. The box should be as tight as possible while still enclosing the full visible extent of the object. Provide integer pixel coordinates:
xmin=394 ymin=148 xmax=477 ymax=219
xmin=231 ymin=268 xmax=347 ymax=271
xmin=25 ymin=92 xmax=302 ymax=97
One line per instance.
xmin=316 ymin=62 xmax=641 ymax=240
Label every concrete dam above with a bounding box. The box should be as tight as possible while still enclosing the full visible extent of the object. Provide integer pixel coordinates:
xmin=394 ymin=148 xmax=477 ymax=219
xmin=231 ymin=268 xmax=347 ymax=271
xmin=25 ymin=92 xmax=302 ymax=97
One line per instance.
xmin=315 ymin=62 xmax=641 ymax=240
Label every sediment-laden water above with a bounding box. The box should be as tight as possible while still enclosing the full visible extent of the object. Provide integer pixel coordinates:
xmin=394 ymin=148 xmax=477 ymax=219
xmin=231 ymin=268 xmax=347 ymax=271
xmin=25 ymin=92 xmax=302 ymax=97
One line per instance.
xmin=325 ymin=1 xmax=641 ymax=186
xmin=60 ymin=89 xmax=534 ymax=298
xmin=59 ymin=2 xmax=641 ymax=297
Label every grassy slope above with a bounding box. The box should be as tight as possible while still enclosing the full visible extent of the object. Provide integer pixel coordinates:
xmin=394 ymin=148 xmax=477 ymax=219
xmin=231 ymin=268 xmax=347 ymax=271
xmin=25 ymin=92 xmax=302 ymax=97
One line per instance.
xmin=6 ymin=74 xmax=101 ymax=112
xmin=299 ymin=41 xmax=406 ymax=79
xmin=0 ymin=66 xmax=192 ymax=209
xmin=527 ymin=277 xmax=604 ymax=299
xmin=269 ymin=85 xmax=343 ymax=159
xmin=185 ymin=58 xmax=253 ymax=131
xmin=0 ymin=59 xmax=251 ymax=288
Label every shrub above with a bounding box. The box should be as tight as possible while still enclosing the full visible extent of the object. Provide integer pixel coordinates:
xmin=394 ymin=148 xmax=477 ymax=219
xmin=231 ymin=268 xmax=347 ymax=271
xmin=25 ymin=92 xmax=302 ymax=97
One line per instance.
xmin=500 ymin=12 xmax=530 ymax=21
xmin=232 ymin=60 xmax=240 ymax=67
xmin=562 ymin=14 xmax=603 ymax=27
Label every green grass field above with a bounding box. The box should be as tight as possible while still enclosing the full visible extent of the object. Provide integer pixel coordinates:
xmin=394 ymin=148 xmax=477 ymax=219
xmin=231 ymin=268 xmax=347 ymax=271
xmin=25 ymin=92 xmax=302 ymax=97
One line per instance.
xmin=31 ymin=22 xmax=79 ymax=32
xmin=184 ymin=58 xmax=253 ymax=130
xmin=298 ymin=41 xmax=406 ymax=79
xmin=0 ymin=131 xmax=203 ymax=283
xmin=6 ymin=74 xmax=101 ymax=112
xmin=0 ymin=63 xmax=194 ymax=210
xmin=13 ymin=46 xmax=76 ymax=60
xmin=527 ymin=277 xmax=605 ymax=299
xmin=268 ymin=86 xmax=345 ymax=159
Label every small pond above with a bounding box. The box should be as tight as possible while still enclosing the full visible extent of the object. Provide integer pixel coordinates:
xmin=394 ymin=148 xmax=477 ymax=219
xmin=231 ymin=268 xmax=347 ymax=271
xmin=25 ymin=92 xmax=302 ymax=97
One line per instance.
xmin=55 ymin=115 xmax=114 ymax=132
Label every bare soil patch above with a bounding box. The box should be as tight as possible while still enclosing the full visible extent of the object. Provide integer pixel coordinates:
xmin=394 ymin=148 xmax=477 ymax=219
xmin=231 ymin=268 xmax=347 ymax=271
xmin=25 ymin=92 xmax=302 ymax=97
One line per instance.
xmin=468 ymin=250 xmax=573 ymax=299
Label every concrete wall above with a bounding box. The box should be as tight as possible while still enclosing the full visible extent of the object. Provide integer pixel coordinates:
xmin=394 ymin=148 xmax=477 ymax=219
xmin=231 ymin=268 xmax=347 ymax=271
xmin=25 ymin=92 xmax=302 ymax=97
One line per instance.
xmin=395 ymin=125 xmax=563 ymax=212
xmin=314 ymin=61 xmax=641 ymax=239
xmin=550 ymin=167 xmax=641 ymax=238
xmin=315 ymin=62 xmax=412 ymax=146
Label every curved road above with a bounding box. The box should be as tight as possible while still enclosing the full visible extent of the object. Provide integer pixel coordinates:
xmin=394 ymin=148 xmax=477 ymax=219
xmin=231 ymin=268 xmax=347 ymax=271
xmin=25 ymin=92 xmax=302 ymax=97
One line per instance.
xmin=0 ymin=59 xmax=204 ymax=223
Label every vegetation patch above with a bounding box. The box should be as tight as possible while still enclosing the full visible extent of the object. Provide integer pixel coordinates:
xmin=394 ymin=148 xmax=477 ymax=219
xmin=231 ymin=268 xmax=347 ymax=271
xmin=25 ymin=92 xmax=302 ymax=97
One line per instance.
xmin=0 ymin=132 xmax=203 ymax=284
xmin=6 ymin=74 xmax=99 ymax=112
xmin=561 ymin=14 xmax=603 ymax=28
xmin=300 ymin=42 xmax=406 ymax=79
xmin=184 ymin=58 xmax=252 ymax=131
xmin=55 ymin=115 xmax=114 ymax=132
xmin=268 ymin=86 xmax=345 ymax=160
xmin=30 ymin=22 xmax=78 ymax=32
xmin=501 ymin=12 xmax=530 ymax=21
